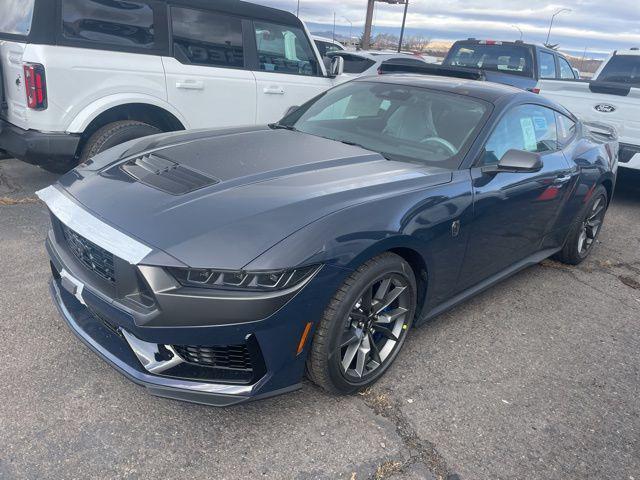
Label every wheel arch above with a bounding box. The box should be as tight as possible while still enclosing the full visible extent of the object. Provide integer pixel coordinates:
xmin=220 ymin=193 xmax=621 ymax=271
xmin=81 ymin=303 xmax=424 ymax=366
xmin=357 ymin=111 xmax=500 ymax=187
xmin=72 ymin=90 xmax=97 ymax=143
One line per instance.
xmin=600 ymin=176 xmax=614 ymax=204
xmin=66 ymin=96 xmax=189 ymax=159
xmin=345 ymin=237 xmax=431 ymax=321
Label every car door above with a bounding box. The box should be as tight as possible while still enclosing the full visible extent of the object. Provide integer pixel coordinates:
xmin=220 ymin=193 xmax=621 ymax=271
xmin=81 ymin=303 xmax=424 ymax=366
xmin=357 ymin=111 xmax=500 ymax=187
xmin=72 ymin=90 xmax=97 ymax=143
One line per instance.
xmin=457 ymin=103 xmax=574 ymax=289
xmin=251 ymin=20 xmax=334 ymax=123
xmin=162 ymin=6 xmax=257 ymax=129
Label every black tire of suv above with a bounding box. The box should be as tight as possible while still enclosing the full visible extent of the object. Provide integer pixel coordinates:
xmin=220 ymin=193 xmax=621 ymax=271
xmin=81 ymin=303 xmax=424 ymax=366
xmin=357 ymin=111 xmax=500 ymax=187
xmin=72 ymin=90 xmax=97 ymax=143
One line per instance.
xmin=79 ymin=120 xmax=162 ymax=165
xmin=42 ymin=120 xmax=161 ymax=174
xmin=306 ymin=252 xmax=417 ymax=394
xmin=42 ymin=121 xmax=161 ymax=174
xmin=555 ymin=184 xmax=608 ymax=265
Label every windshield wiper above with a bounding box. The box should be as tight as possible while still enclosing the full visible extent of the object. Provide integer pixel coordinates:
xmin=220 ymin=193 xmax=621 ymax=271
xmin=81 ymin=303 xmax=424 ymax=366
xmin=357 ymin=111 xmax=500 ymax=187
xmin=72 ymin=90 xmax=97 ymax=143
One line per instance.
xmin=336 ymin=139 xmax=393 ymax=161
xmin=268 ymin=122 xmax=297 ymax=131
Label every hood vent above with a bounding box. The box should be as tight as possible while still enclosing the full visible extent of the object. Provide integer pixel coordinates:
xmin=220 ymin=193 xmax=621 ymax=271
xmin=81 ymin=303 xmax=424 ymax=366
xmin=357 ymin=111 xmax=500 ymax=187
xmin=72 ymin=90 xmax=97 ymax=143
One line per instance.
xmin=121 ymin=153 xmax=219 ymax=195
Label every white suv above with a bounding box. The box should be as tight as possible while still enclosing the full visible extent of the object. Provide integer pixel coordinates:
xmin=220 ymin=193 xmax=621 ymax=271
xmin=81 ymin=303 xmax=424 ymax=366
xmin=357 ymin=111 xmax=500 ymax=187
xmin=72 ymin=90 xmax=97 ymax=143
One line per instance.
xmin=0 ymin=0 xmax=343 ymax=172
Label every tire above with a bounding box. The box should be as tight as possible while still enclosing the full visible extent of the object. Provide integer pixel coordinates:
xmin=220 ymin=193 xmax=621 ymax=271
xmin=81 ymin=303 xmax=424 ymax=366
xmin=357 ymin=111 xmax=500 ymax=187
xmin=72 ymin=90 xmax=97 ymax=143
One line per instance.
xmin=79 ymin=120 xmax=161 ymax=165
xmin=306 ymin=252 xmax=417 ymax=394
xmin=555 ymin=184 xmax=608 ymax=265
xmin=42 ymin=120 xmax=161 ymax=174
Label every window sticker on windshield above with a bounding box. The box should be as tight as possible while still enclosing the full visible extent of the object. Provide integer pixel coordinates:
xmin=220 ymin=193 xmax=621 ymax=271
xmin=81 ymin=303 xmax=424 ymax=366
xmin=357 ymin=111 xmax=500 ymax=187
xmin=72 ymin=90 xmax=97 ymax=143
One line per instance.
xmin=532 ymin=116 xmax=548 ymax=131
xmin=520 ymin=117 xmax=537 ymax=151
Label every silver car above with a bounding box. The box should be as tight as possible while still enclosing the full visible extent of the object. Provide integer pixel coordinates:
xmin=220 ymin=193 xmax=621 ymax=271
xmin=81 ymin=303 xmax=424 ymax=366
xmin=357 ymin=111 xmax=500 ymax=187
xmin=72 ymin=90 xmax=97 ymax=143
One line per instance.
xmin=329 ymin=50 xmax=438 ymax=77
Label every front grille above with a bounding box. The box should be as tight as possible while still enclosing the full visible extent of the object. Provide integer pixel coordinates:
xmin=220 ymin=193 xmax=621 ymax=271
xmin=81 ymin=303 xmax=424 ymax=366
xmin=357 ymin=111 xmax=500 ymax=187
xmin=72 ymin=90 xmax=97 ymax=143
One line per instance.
xmin=173 ymin=344 xmax=253 ymax=371
xmin=61 ymin=223 xmax=115 ymax=283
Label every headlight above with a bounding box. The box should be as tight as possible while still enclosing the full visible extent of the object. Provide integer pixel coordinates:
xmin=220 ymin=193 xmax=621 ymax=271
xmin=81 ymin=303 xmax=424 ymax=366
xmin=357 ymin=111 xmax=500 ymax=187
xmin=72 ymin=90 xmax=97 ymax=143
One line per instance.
xmin=167 ymin=265 xmax=320 ymax=291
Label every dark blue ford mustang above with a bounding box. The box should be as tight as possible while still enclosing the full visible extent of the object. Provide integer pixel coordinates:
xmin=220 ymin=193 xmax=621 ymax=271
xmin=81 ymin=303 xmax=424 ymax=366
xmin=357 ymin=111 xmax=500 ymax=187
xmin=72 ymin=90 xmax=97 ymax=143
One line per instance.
xmin=39 ymin=75 xmax=618 ymax=406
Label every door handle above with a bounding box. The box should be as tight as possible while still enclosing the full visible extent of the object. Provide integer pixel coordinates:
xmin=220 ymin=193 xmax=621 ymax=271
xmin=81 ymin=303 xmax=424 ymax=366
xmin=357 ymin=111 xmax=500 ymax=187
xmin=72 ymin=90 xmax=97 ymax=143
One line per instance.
xmin=554 ymin=174 xmax=572 ymax=185
xmin=176 ymin=80 xmax=204 ymax=90
xmin=263 ymin=86 xmax=285 ymax=95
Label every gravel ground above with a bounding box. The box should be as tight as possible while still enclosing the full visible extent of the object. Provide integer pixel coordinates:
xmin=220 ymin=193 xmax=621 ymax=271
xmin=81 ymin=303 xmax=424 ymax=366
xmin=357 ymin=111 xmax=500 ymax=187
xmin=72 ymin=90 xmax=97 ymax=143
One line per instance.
xmin=1 ymin=158 xmax=638 ymax=480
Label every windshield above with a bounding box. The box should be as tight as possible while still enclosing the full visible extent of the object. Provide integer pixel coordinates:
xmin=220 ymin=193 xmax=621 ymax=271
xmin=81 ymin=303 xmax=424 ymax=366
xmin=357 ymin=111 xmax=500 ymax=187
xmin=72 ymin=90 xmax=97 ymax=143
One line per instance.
xmin=281 ymin=81 xmax=489 ymax=169
xmin=445 ymin=43 xmax=534 ymax=78
xmin=598 ymin=55 xmax=640 ymax=86
xmin=0 ymin=0 xmax=36 ymax=36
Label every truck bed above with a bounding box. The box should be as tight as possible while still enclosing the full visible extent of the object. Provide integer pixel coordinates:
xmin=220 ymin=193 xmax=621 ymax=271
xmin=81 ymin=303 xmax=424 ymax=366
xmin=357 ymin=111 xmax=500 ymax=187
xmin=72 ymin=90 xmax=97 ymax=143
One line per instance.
xmin=539 ymin=79 xmax=640 ymax=169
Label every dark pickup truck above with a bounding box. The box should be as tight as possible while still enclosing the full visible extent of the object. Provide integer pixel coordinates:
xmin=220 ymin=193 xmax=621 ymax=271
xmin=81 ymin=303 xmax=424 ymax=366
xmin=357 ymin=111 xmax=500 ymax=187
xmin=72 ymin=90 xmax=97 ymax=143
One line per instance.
xmin=442 ymin=39 xmax=579 ymax=92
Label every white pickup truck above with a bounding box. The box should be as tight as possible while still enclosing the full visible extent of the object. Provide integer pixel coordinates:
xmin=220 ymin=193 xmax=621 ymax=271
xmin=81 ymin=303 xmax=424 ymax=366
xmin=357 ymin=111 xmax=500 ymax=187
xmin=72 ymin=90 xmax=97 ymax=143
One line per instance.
xmin=539 ymin=49 xmax=640 ymax=170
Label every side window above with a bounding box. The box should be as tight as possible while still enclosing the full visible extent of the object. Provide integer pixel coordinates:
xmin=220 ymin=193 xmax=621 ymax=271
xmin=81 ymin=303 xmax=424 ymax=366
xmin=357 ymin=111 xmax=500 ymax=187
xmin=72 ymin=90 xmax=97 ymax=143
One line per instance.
xmin=556 ymin=113 xmax=577 ymax=146
xmin=539 ymin=51 xmax=557 ymax=79
xmin=558 ymin=57 xmax=576 ymax=79
xmin=341 ymin=55 xmax=376 ymax=74
xmin=254 ymin=21 xmax=319 ymax=76
xmin=314 ymin=41 xmax=328 ymax=58
xmin=171 ymin=7 xmax=244 ymax=68
xmin=482 ymin=105 xmax=558 ymax=165
xmin=61 ymin=0 xmax=155 ymax=49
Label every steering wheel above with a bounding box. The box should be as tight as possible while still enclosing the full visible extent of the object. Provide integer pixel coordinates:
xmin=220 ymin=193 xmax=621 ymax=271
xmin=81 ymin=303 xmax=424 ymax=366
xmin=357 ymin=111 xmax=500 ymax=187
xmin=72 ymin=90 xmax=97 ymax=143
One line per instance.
xmin=420 ymin=137 xmax=457 ymax=155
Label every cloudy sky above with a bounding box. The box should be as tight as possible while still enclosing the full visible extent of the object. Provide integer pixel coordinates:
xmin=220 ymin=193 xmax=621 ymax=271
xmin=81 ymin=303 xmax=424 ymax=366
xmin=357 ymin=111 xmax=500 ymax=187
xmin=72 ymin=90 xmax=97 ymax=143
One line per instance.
xmin=255 ymin=0 xmax=640 ymax=58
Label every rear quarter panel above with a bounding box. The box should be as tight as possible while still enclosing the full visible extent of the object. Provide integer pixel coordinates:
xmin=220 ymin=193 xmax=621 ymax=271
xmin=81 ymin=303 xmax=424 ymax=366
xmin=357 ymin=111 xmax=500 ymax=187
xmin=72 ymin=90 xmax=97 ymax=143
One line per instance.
xmin=556 ymin=128 xmax=617 ymax=233
xmin=20 ymin=44 xmax=168 ymax=133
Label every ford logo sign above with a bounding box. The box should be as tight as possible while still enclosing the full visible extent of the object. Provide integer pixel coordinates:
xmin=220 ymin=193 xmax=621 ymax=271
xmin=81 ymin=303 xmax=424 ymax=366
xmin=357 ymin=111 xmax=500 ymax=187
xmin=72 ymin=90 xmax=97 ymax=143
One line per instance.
xmin=594 ymin=103 xmax=616 ymax=113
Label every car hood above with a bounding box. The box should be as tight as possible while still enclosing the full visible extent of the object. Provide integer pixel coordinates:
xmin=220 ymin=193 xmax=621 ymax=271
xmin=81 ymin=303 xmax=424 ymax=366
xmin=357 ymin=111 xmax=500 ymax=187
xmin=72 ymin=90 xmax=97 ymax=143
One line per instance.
xmin=58 ymin=127 xmax=452 ymax=269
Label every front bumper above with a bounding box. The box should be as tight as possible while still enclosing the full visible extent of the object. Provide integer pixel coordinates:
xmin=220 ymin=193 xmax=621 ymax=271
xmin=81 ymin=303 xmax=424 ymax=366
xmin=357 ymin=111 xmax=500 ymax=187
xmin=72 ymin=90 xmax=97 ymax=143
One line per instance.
xmin=49 ymin=279 xmax=287 ymax=406
xmin=0 ymin=118 xmax=80 ymax=166
xmin=40 ymin=187 xmax=349 ymax=406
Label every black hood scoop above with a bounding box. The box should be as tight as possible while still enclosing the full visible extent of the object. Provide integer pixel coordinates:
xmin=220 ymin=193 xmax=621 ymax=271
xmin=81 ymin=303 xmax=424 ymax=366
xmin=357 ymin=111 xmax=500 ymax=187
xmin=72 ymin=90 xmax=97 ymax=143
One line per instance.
xmin=120 ymin=153 xmax=219 ymax=195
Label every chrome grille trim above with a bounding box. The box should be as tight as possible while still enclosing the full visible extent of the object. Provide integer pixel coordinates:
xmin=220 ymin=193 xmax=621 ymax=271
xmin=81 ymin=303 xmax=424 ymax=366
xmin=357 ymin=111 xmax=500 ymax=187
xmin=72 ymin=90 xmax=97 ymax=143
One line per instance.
xmin=36 ymin=186 xmax=152 ymax=265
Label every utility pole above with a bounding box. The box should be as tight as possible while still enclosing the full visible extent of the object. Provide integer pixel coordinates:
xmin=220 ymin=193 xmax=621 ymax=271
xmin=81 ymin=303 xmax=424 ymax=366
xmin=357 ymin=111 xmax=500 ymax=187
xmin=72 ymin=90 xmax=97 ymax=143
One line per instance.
xmin=362 ymin=0 xmax=408 ymax=51
xmin=545 ymin=8 xmax=571 ymax=46
xmin=397 ymin=0 xmax=409 ymax=53
xmin=363 ymin=0 xmax=375 ymax=50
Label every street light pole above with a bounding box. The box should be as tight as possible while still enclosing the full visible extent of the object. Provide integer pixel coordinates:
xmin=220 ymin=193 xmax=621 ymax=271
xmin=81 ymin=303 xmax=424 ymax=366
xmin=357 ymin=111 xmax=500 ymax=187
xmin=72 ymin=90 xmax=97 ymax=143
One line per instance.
xmin=296 ymin=0 xmax=300 ymax=17
xmin=512 ymin=24 xmax=523 ymax=41
xmin=545 ymin=8 xmax=571 ymax=46
xmin=397 ymin=0 xmax=409 ymax=53
xmin=343 ymin=17 xmax=353 ymax=45
xmin=332 ymin=12 xmax=336 ymax=42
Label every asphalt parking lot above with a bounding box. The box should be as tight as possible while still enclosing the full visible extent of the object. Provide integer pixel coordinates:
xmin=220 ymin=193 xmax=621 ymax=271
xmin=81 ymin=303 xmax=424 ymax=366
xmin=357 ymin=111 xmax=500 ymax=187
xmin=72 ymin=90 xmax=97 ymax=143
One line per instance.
xmin=0 ymin=158 xmax=638 ymax=480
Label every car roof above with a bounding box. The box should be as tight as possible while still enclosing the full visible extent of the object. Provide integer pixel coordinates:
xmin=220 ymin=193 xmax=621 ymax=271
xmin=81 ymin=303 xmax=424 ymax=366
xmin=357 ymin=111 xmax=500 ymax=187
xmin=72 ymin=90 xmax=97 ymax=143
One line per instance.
xmin=165 ymin=0 xmax=301 ymax=27
xmin=614 ymin=48 xmax=640 ymax=56
xmin=313 ymin=36 xmax=344 ymax=45
xmin=353 ymin=73 xmax=539 ymax=104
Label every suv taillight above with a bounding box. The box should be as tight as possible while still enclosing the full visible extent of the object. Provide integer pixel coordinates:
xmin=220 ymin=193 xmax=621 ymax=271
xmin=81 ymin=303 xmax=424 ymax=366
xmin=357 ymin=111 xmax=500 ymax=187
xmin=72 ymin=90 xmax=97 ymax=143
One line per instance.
xmin=23 ymin=63 xmax=47 ymax=110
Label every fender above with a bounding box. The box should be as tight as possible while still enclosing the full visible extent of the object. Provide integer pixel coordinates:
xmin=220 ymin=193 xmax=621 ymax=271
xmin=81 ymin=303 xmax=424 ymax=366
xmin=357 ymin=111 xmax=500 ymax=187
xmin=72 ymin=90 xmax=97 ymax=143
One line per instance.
xmin=65 ymin=94 xmax=191 ymax=134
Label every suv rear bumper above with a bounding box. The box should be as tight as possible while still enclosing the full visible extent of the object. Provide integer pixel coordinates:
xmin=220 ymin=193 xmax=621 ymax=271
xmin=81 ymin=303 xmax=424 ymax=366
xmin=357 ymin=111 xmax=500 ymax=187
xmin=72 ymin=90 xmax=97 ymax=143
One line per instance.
xmin=0 ymin=118 xmax=80 ymax=166
xmin=620 ymin=143 xmax=640 ymax=170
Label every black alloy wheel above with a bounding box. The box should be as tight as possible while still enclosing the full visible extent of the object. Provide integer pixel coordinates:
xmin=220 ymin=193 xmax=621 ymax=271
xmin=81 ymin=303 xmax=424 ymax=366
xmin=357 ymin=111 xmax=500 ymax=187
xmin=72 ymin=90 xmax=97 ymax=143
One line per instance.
xmin=306 ymin=253 xmax=417 ymax=394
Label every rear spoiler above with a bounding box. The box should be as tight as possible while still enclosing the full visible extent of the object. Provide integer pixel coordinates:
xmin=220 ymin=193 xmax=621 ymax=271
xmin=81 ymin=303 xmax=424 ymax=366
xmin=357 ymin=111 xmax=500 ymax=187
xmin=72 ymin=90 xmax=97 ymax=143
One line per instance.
xmin=582 ymin=121 xmax=618 ymax=140
xmin=379 ymin=61 xmax=487 ymax=81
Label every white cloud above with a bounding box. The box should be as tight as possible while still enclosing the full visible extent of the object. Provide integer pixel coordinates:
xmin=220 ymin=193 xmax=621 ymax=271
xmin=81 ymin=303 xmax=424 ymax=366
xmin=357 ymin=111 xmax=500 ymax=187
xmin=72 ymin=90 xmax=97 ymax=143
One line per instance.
xmin=256 ymin=0 xmax=640 ymax=54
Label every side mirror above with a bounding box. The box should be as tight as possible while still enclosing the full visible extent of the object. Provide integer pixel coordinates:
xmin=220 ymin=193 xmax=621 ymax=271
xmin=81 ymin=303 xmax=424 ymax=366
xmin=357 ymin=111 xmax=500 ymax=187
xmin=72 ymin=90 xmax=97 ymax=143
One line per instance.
xmin=483 ymin=149 xmax=543 ymax=174
xmin=284 ymin=105 xmax=299 ymax=117
xmin=329 ymin=56 xmax=344 ymax=77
